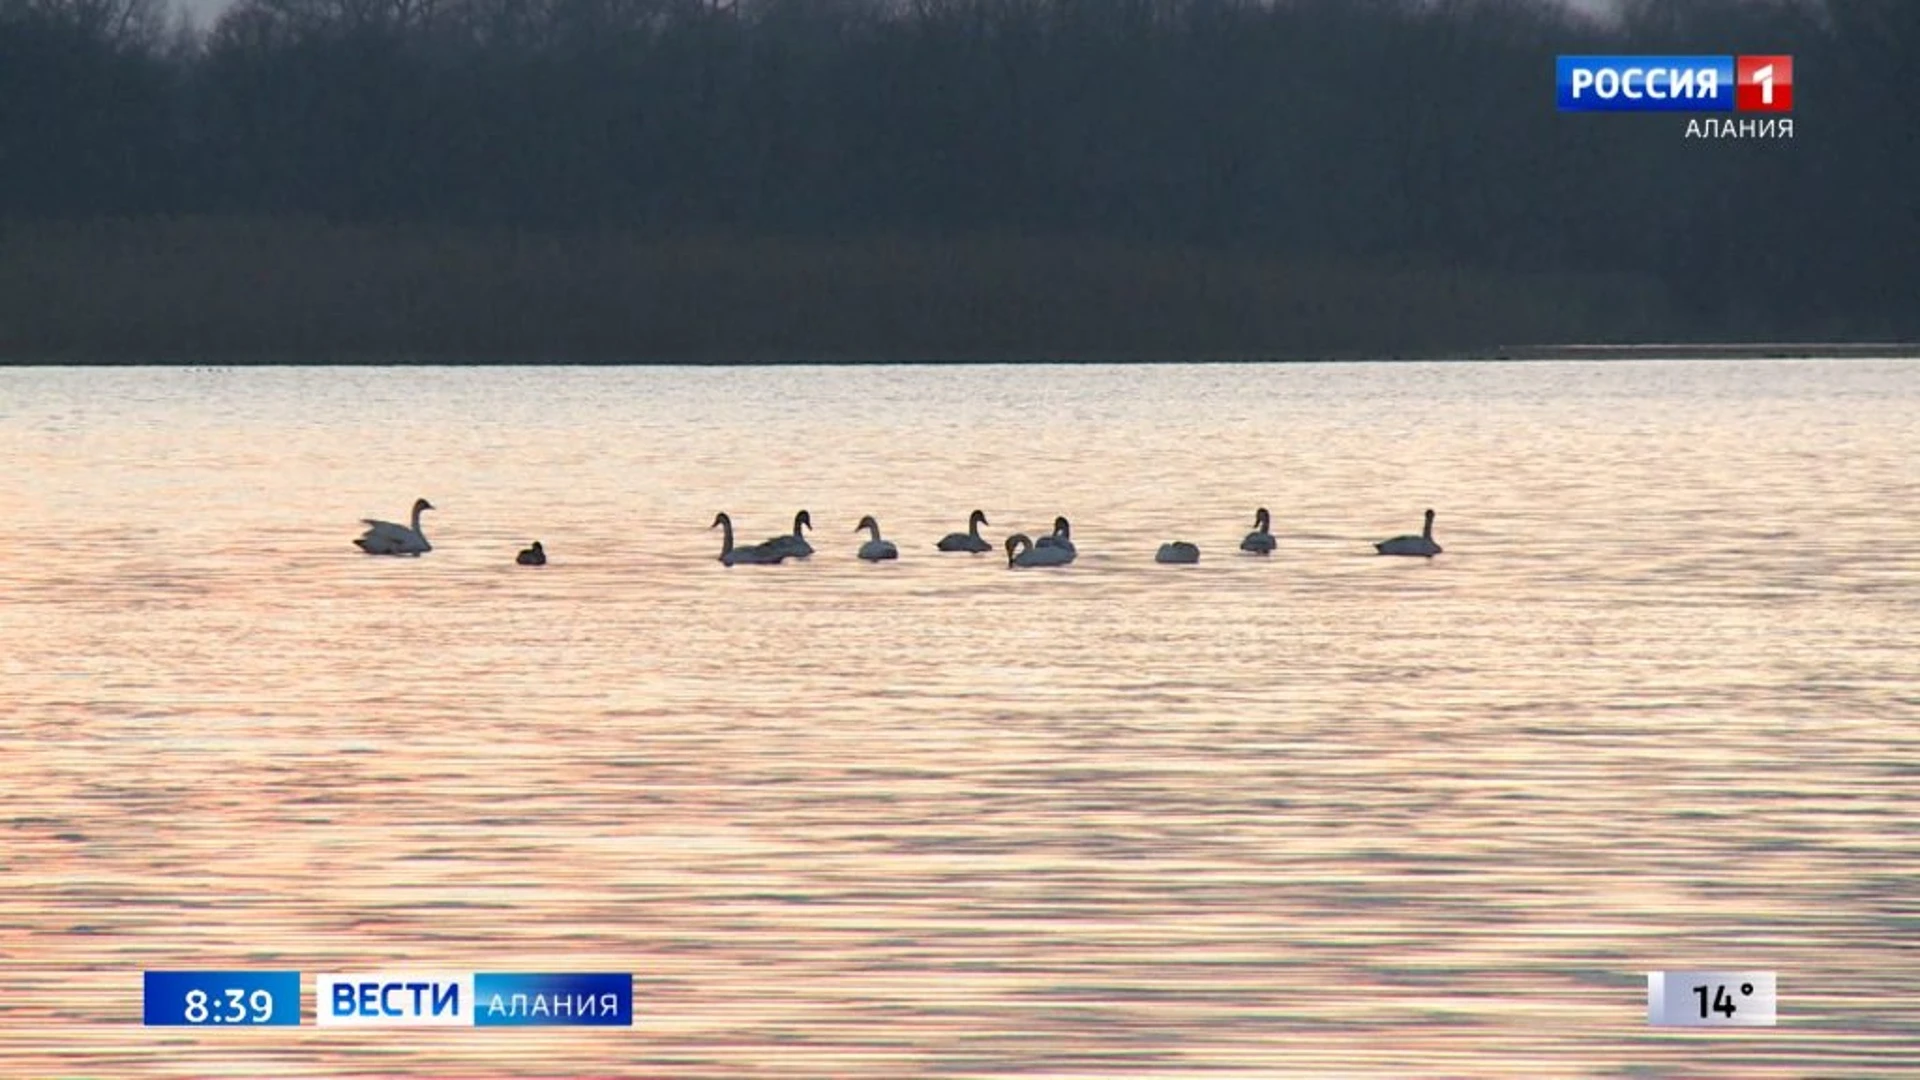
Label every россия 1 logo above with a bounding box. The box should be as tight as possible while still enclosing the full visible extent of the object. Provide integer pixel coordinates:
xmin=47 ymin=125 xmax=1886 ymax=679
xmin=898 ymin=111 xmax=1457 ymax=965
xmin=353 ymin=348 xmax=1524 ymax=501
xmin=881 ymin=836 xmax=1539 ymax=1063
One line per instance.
xmin=1556 ymin=55 xmax=1794 ymax=139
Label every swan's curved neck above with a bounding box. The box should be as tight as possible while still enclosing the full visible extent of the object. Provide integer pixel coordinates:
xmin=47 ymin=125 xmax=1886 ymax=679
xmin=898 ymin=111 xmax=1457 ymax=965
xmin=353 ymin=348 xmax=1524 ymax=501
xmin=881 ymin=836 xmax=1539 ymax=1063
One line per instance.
xmin=793 ymin=513 xmax=807 ymax=537
xmin=411 ymin=505 xmax=427 ymax=534
xmin=718 ymin=519 xmax=734 ymax=553
xmin=969 ymin=517 xmax=982 ymax=538
xmin=1422 ymin=516 xmax=1434 ymax=539
xmin=863 ymin=520 xmax=882 ymax=543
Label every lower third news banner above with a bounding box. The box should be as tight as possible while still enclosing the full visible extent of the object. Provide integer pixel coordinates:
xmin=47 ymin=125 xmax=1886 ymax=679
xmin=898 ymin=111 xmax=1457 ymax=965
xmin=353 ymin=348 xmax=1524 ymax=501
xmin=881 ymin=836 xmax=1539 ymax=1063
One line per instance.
xmin=317 ymin=972 xmax=633 ymax=1027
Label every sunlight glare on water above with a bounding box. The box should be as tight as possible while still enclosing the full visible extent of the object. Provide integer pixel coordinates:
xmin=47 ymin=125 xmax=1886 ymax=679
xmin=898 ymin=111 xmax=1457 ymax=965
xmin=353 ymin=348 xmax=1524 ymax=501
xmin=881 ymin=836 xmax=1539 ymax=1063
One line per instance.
xmin=1 ymin=361 xmax=1916 ymax=1077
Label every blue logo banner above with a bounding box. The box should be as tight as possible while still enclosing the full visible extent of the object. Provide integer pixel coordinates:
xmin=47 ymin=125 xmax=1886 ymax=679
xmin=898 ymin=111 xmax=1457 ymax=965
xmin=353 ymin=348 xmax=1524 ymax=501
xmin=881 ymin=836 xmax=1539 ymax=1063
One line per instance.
xmin=473 ymin=972 xmax=633 ymax=1026
xmin=1558 ymin=55 xmax=1735 ymax=111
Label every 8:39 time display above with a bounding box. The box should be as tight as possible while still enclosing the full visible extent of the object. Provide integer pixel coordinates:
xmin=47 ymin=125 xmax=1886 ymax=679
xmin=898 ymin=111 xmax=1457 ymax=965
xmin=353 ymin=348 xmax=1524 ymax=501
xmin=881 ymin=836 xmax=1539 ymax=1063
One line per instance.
xmin=183 ymin=986 xmax=276 ymax=1024
xmin=143 ymin=971 xmax=301 ymax=1026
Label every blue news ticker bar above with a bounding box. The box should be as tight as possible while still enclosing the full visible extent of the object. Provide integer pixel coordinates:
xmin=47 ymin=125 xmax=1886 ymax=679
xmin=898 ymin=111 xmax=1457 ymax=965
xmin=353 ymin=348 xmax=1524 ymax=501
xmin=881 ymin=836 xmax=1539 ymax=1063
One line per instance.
xmin=473 ymin=972 xmax=633 ymax=1026
xmin=1557 ymin=55 xmax=1735 ymax=112
xmin=143 ymin=970 xmax=302 ymax=1026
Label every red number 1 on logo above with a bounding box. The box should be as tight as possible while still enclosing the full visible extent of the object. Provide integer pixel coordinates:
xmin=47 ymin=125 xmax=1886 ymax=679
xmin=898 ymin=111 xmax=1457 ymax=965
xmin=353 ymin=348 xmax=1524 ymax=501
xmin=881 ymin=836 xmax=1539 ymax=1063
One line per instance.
xmin=1736 ymin=55 xmax=1793 ymax=112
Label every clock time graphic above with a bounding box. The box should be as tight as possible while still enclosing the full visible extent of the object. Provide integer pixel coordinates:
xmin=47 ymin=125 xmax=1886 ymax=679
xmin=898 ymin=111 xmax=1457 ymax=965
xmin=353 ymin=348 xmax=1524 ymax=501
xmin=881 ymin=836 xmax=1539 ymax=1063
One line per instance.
xmin=142 ymin=971 xmax=301 ymax=1027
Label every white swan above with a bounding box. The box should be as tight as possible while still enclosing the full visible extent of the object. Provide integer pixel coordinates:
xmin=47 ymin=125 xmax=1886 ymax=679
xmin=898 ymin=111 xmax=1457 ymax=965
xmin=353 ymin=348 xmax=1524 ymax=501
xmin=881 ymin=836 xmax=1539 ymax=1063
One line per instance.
xmin=1240 ymin=507 xmax=1276 ymax=555
xmin=855 ymin=515 xmax=899 ymax=561
xmin=1035 ymin=516 xmax=1077 ymax=556
xmin=1375 ymin=509 xmax=1442 ymax=557
xmin=1006 ymin=533 xmax=1074 ymax=567
xmin=1155 ymin=541 xmax=1200 ymax=564
xmin=936 ymin=509 xmax=992 ymax=552
xmin=763 ymin=510 xmax=814 ymax=558
xmin=713 ymin=512 xmax=789 ymax=565
xmin=354 ymin=497 xmax=433 ymax=555
xmin=516 ymin=541 xmax=546 ymax=566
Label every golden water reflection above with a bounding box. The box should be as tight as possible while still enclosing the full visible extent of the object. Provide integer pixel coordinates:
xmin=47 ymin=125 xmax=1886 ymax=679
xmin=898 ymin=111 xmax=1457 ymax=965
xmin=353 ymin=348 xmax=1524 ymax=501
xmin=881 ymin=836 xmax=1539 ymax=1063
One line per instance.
xmin=1 ymin=361 xmax=1916 ymax=1076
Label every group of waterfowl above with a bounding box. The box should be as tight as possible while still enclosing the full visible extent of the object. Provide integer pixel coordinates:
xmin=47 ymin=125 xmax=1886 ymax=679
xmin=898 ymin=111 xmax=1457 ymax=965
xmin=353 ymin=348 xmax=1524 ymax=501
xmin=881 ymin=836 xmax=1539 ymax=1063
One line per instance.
xmin=352 ymin=499 xmax=1444 ymax=565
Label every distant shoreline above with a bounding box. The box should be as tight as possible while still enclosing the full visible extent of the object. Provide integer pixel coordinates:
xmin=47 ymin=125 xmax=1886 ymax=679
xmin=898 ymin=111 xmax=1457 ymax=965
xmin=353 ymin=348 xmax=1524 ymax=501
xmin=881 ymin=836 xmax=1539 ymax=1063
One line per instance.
xmin=1443 ymin=343 xmax=1920 ymax=362
xmin=4 ymin=344 xmax=1917 ymax=366
xmin=2 ymin=219 xmax=1913 ymax=366
xmin=1472 ymin=343 xmax=1920 ymax=361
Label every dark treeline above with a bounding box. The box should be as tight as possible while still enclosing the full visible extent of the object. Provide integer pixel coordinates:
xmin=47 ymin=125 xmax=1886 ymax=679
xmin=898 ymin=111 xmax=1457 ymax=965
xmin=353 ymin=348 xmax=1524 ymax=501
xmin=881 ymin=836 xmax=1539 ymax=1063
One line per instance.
xmin=1 ymin=0 xmax=1915 ymax=358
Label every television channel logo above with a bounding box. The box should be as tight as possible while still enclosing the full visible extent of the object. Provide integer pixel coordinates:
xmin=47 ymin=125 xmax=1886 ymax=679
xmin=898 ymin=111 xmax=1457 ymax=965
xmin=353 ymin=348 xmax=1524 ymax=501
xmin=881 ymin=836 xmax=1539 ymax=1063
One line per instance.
xmin=1557 ymin=55 xmax=1792 ymax=113
xmin=315 ymin=971 xmax=633 ymax=1027
xmin=317 ymin=973 xmax=474 ymax=1026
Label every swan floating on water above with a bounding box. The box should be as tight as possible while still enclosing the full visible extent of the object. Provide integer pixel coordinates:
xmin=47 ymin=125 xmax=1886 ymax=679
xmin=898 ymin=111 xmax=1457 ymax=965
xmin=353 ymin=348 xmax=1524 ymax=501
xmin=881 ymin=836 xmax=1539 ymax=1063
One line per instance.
xmin=763 ymin=510 xmax=813 ymax=558
xmin=713 ymin=512 xmax=790 ymax=565
xmin=1375 ymin=509 xmax=1442 ymax=557
xmin=1035 ymin=516 xmax=1077 ymax=557
xmin=1006 ymin=533 xmax=1074 ymax=567
xmin=516 ymin=541 xmax=546 ymax=566
xmin=1240 ymin=507 xmax=1276 ymax=555
xmin=354 ymin=498 xmax=433 ymax=556
xmin=855 ymin=515 xmax=900 ymax=561
xmin=937 ymin=509 xmax=992 ymax=552
xmin=1156 ymin=541 xmax=1200 ymax=564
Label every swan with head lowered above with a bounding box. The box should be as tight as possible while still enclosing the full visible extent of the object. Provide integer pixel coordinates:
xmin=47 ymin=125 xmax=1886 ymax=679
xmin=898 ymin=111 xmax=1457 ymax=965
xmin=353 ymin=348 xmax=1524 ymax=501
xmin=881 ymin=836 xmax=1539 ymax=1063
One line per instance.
xmin=1005 ymin=533 xmax=1074 ymax=567
xmin=1035 ymin=516 xmax=1077 ymax=556
xmin=1240 ymin=507 xmax=1276 ymax=554
xmin=516 ymin=541 xmax=546 ymax=566
xmin=1155 ymin=540 xmax=1200 ymax=564
xmin=354 ymin=498 xmax=433 ymax=556
xmin=712 ymin=512 xmax=790 ymax=565
xmin=1375 ymin=509 xmax=1442 ymax=557
xmin=936 ymin=509 xmax=992 ymax=552
xmin=764 ymin=510 xmax=814 ymax=558
xmin=854 ymin=515 xmax=899 ymax=561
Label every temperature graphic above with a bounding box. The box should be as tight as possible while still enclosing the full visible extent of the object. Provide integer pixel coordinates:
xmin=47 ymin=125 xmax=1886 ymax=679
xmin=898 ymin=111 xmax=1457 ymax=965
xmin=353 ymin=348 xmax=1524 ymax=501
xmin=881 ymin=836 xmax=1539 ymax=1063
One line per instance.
xmin=1647 ymin=970 xmax=1778 ymax=1027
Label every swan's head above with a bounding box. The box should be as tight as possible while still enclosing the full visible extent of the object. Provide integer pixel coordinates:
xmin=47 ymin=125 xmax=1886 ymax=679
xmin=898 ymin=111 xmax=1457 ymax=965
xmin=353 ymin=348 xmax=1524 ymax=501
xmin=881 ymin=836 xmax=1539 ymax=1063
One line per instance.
xmin=1005 ymin=533 xmax=1032 ymax=564
xmin=529 ymin=541 xmax=543 ymax=553
xmin=1255 ymin=507 xmax=1270 ymax=529
xmin=711 ymin=512 xmax=731 ymax=530
xmin=1052 ymin=516 xmax=1071 ymax=538
xmin=794 ymin=509 xmax=812 ymax=533
xmin=970 ymin=509 xmax=988 ymax=528
xmin=1424 ymin=508 xmax=1436 ymax=524
xmin=414 ymin=498 xmax=435 ymax=514
xmin=855 ymin=514 xmax=879 ymax=533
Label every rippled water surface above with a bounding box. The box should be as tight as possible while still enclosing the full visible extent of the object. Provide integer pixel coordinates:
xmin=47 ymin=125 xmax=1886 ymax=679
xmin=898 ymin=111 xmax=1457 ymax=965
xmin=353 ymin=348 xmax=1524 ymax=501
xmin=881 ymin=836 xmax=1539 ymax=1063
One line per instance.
xmin=2 ymin=361 xmax=1917 ymax=1077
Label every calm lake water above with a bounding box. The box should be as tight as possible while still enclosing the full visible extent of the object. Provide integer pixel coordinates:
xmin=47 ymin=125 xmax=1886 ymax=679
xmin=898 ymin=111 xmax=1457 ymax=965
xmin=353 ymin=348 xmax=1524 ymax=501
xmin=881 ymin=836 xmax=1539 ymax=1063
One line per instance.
xmin=1 ymin=361 xmax=1916 ymax=1077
